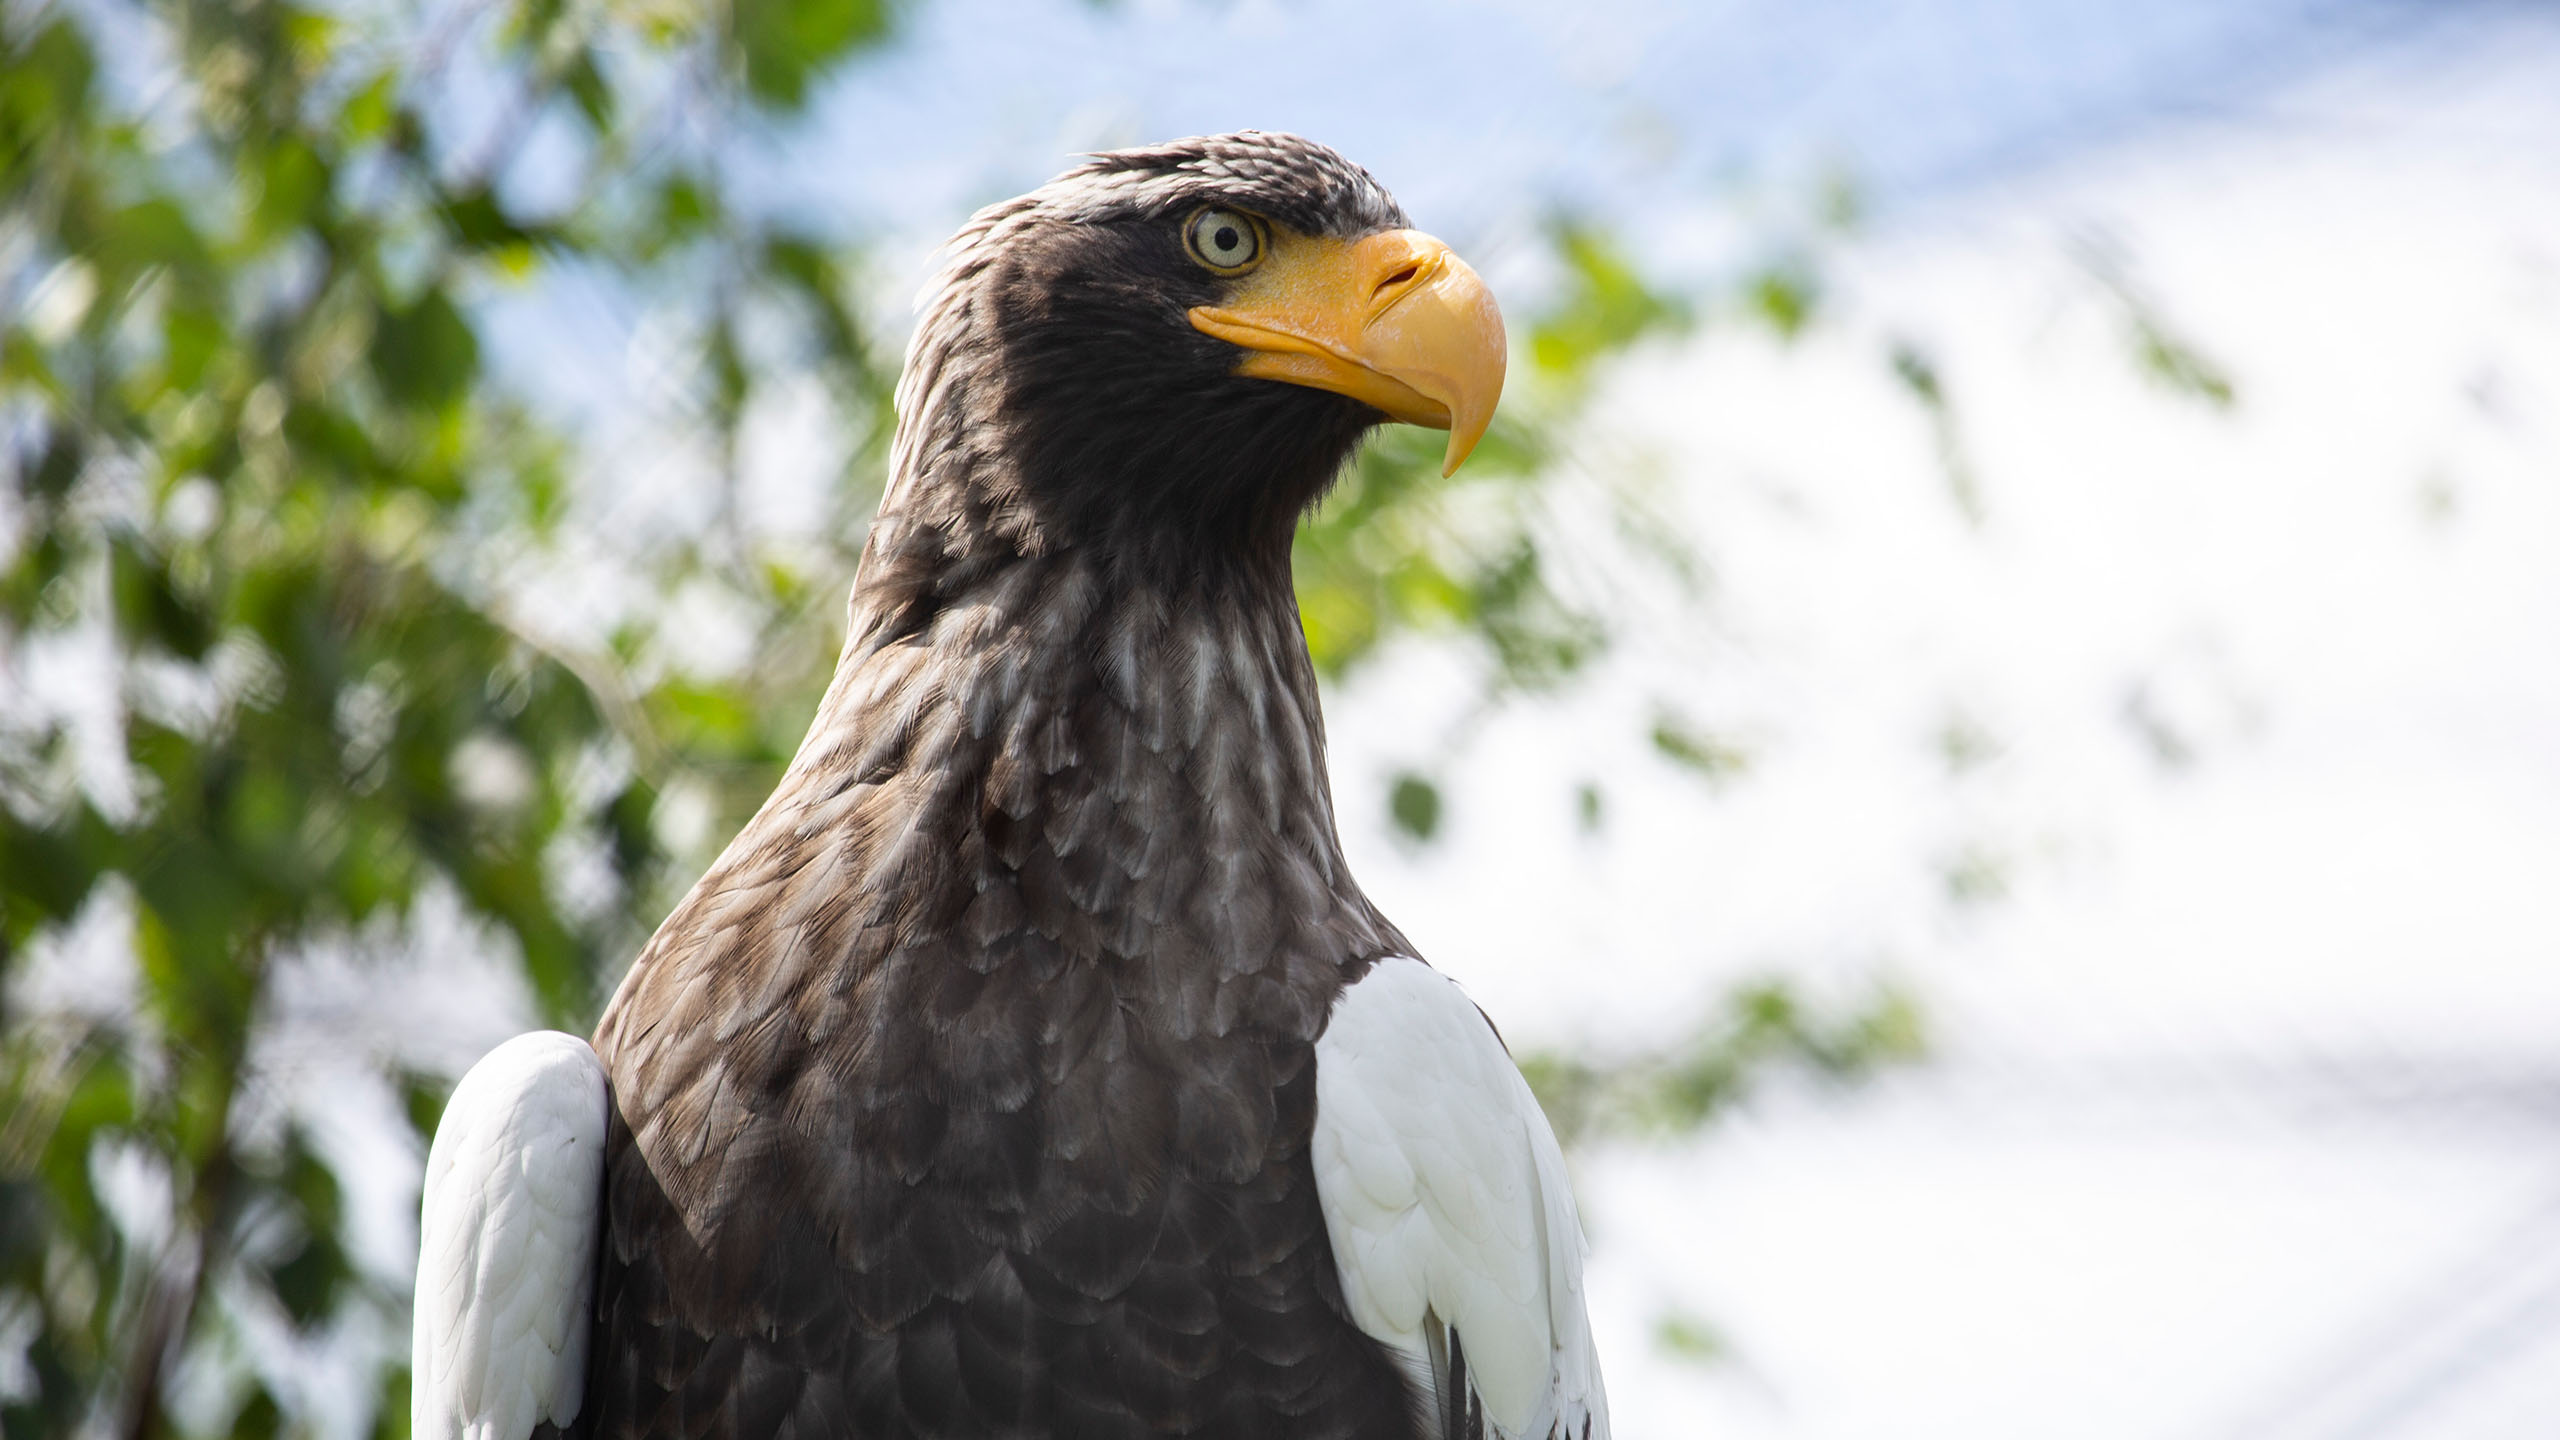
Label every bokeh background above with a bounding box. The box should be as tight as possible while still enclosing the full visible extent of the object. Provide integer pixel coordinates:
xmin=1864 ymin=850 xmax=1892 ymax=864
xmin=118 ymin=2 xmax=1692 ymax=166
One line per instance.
xmin=7 ymin=1 xmax=2559 ymax=1436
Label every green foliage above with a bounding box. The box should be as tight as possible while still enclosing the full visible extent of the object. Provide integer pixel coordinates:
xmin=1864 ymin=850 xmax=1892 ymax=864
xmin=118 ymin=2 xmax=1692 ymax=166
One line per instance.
xmin=1743 ymin=259 xmax=1821 ymax=341
xmin=1386 ymin=772 xmax=1442 ymax=843
xmin=1891 ymin=339 xmax=1985 ymax=526
xmin=1527 ymin=224 xmax=1694 ymax=384
xmin=1518 ymin=979 xmax=1927 ymax=1149
xmin=2073 ymin=233 xmax=2239 ymax=410
xmin=1649 ymin=710 xmax=1751 ymax=786
xmin=0 ymin=0 xmax=900 ymax=1432
xmin=732 ymin=0 xmax=895 ymax=107
xmin=2130 ymin=316 xmax=2237 ymax=408
xmin=1653 ymin=1307 xmax=1728 ymax=1365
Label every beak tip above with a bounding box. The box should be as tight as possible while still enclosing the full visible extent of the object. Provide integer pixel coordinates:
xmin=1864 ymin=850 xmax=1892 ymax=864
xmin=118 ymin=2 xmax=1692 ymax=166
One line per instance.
xmin=1438 ymin=394 xmax=1497 ymax=477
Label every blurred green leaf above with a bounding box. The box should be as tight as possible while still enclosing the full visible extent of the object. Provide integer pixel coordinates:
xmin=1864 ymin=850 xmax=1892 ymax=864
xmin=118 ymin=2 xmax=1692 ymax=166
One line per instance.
xmin=732 ymin=0 xmax=895 ymax=107
xmin=1649 ymin=712 xmax=1750 ymax=785
xmin=439 ymin=187 xmax=536 ymax=253
xmin=1388 ymin=772 xmax=1442 ymax=842
xmin=247 ymin=138 xmax=327 ymax=244
xmin=370 ymin=289 xmax=479 ymax=412
xmin=1744 ymin=259 xmax=1820 ymax=339
xmin=1529 ymin=222 xmax=1692 ymax=383
xmin=110 ymin=533 xmax=213 ymax=659
xmin=2134 ymin=319 xmax=2237 ymax=408
xmin=1891 ymin=339 xmax=1984 ymax=525
xmin=373 ymin=1365 xmax=413 ymax=1440
xmin=265 ymin=1134 xmax=349 ymax=1328
xmin=1655 ymin=1308 xmax=1727 ymax=1365
xmin=2075 ymin=234 xmax=2240 ymax=410
xmin=1522 ymin=979 xmax=1927 ymax=1147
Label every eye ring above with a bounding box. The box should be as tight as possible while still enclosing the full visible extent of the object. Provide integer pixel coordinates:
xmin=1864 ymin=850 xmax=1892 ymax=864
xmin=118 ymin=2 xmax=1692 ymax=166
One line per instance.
xmin=1184 ymin=207 xmax=1265 ymax=275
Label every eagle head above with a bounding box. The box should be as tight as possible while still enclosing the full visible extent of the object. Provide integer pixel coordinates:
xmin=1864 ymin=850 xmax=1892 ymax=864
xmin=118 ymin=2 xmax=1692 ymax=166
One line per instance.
xmin=891 ymin=131 xmax=1505 ymax=572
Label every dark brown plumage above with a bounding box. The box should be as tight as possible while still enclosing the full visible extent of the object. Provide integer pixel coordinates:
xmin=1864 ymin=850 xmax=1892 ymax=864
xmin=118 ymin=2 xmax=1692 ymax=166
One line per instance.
xmin=582 ymin=134 xmax=1436 ymax=1440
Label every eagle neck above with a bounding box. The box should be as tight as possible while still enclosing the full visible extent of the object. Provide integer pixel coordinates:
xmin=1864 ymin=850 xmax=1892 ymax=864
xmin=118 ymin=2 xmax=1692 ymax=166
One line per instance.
xmin=766 ymin=491 xmax=1405 ymax=993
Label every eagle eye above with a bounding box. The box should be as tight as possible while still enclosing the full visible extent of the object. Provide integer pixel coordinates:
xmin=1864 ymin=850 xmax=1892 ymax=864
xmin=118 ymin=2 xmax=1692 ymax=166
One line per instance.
xmin=1184 ymin=207 xmax=1265 ymax=275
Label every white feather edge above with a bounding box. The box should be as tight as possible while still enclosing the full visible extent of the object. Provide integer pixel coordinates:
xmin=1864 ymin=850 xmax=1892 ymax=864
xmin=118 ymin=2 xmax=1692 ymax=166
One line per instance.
xmin=1312 ymin=957 xmax=1611 ymax=1440
xmin=414 ymin=1031 xmax=607 ymax=1440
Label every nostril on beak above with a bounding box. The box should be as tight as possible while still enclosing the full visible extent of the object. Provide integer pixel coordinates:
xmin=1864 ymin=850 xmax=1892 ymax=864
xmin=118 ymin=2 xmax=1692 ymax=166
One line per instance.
xmin=1376 ymin=263 xmax=1421 ymax=295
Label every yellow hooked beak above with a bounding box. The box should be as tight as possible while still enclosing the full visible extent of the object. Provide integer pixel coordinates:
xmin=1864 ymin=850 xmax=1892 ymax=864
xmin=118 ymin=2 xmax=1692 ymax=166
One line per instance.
xmin=1189 ymin=227 xmax=1506 ymax=477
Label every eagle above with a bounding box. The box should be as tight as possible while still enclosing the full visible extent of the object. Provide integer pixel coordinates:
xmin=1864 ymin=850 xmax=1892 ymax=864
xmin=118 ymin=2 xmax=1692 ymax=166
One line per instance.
xmin=413 ymin=132 xmax=1607 ymax=1440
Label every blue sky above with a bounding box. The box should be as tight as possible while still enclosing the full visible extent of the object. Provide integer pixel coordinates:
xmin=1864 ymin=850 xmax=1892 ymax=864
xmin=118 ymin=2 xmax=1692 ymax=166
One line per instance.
xmin=739 ymin=0 xmax=2465 ymax=248
xmin=463 ymin=0 xmax=2498 ymax=446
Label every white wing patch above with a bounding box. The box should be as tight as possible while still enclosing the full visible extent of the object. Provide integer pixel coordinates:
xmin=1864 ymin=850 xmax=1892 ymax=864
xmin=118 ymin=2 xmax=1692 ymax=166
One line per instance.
xmin=1313 ymin=957 xmax=1609 ymax=1440
xmin=414 ymin=1031 xmax=608 ymax=1440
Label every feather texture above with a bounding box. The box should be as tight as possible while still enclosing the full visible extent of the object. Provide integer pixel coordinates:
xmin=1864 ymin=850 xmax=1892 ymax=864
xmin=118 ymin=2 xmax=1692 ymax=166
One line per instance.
xmin=1313 ymin=959 xmax=1609 ymax=1440
xmin=415 ymin=1031 xmax=608 ymax=1440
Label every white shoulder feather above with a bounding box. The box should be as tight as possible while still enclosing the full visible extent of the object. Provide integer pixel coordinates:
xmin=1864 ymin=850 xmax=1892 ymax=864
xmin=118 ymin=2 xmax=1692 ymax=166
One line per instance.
xmin=414 ymin=1031 xmax=608 ymax=1440
xmin=1312 ymin=957 xmax=1609 ymax=1440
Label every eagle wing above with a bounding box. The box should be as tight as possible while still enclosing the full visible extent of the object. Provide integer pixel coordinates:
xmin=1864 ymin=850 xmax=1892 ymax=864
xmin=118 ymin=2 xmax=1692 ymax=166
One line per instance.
xmin=1311 ymin=957 xmax=1610 ymax=1440
xmin=414 ymin=1031 xmax=608 ymax=1440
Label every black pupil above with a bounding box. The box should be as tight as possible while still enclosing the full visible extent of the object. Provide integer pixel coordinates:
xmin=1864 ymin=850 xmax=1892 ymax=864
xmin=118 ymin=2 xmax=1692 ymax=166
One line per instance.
xmin=1213 ymin=225 xmax=1239 ymax=253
